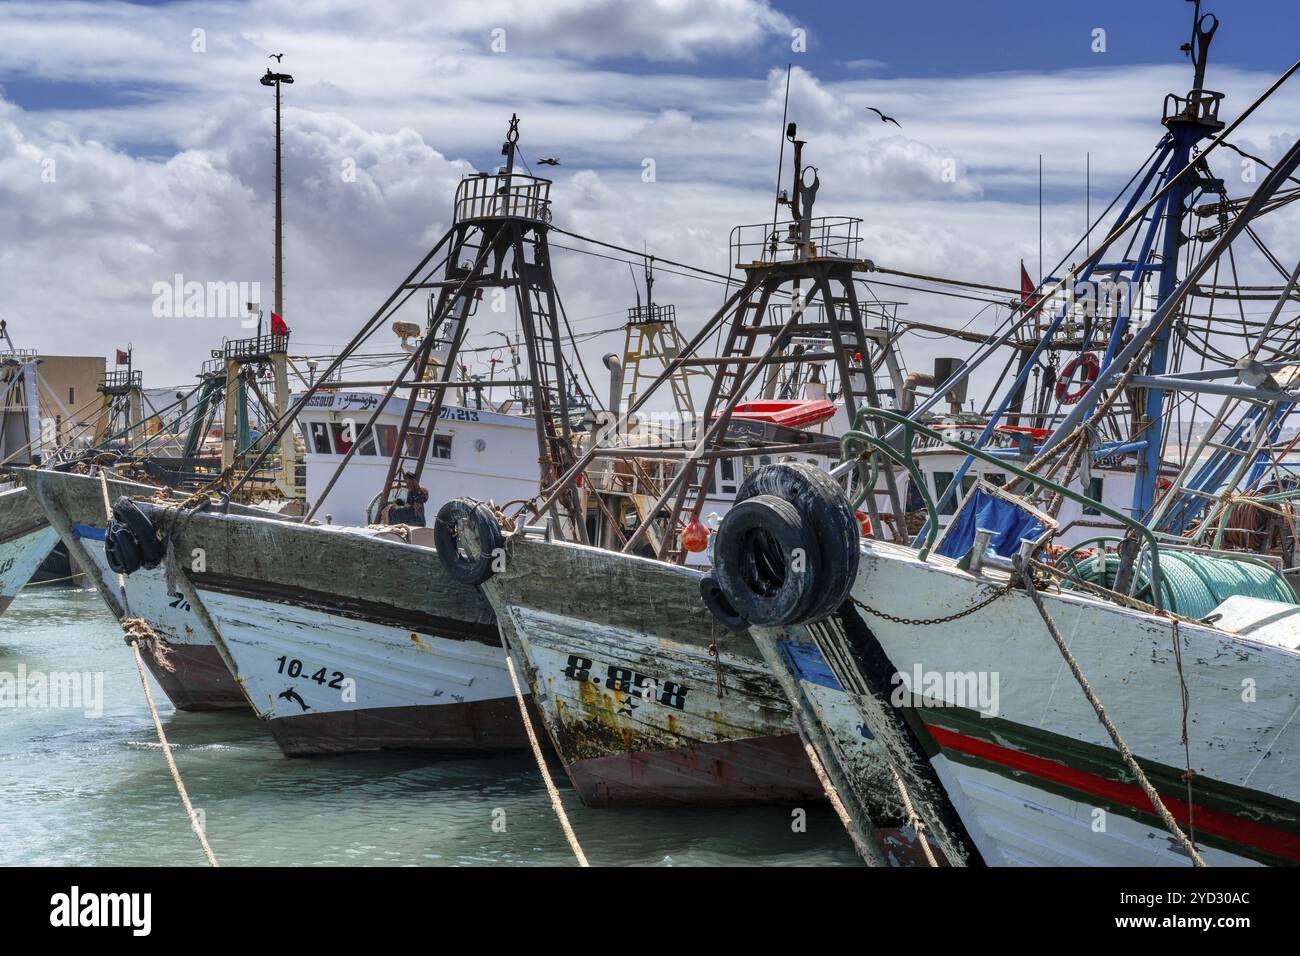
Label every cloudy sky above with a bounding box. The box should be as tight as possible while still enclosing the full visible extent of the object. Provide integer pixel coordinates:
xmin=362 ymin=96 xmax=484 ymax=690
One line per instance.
xmin=1 ymin=0 xmax=1297 ymax=404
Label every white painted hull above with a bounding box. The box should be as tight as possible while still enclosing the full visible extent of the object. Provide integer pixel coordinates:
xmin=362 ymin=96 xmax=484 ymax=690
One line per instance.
xmin=0 ymin=525 xmax=59 ymax=614
xmin=71 ymin=524 xmax=205 ymax=647
xmin=926 ymin=752 xmax=1256 ymax=866
xmin=783 ymin=539 xmax=1300 ymax=865
xmin=203 ymin=585 xmax=512 ymax=716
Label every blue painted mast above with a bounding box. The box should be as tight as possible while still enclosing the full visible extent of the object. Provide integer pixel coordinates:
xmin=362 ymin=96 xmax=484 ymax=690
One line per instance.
xmin=913 ymin=3 xmax=1227 ymax=535
xmin=1130 ymin=4 xmax=1222 ymax=518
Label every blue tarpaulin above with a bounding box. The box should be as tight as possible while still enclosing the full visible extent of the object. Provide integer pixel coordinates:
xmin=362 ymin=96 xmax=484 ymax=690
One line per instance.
xmin=936 ymin=490 xmax=1044 ymax=560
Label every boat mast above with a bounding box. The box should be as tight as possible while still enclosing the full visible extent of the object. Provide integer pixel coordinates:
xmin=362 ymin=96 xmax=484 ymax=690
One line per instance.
xmin=1130 ymin=1 xmax=1221 ymax=517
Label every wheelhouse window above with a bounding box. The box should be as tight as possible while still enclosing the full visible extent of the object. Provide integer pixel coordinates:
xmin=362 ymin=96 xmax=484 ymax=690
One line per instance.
xmin=309 ymin=421 xmax=332 ymax=454
xmin=430 ymin=434 xmax=453 ymax=461
xmin=405 ymin=428 xmax=425 ymax=460
xmin=1083 ymin=476 xmax=1104 ymax=515
xmin=934 ymin=471 xmax=957 ymax=515
xmin=330 ymin=422 xmax=354 ymax=454
xmin=376 ymin=424 xmax=398 ymax=457
xmin=718 ymin=457 xmax=737 ymax=495
xmin=906 ymin=478 xmax=925 ymax=513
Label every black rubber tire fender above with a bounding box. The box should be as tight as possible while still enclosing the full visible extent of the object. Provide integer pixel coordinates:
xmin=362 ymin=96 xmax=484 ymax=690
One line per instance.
xmin=735 ymin=461 xmax=860 ymax=621
xmin=699 ymin=574 xmax=749 ymax=631
xmin=112 ymin=496 xmax=163 ymax=568
xmin=104 ymin=521 xmax=143 ymax=576
xmin=434 ymin=498 xmax=505 ymax=586
xmin=713 ymin=494 xmax=820 ymax=627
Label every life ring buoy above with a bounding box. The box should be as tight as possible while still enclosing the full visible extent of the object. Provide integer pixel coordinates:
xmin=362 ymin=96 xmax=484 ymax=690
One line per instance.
xmin=1055 ymin=351 xmax=1099 ymax=405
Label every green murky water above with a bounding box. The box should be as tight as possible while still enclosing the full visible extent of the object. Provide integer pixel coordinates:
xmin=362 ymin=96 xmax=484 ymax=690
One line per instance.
xmin=0 ymin=588 xmax=858 ymax=866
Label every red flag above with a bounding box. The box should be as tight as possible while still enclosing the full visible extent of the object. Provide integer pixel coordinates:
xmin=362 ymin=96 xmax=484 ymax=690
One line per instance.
xmin=271 ymin=312 xmax=289 ymax=336
xmin=1019 ymin=261 xmax=1039 ymax=310
xmin=115 ymin=349 xmax=129 ymax=365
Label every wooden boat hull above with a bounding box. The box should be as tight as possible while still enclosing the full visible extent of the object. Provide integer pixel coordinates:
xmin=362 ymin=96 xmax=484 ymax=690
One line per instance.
xmin=20 ymin=470 xmax=249 ymax=710
xmin=481 ymin=532 xmax=822 ymax=806
xmin=121 ymin=498 xmax=530 ymax=755
xmin=756 ymin=539 xmax=1300 ymax=866
xmin=0 ymin=485 xmax=60 ymax=615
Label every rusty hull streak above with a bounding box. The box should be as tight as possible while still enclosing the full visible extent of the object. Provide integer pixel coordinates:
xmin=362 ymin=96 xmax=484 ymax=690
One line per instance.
xmin=488 ymin=532 xmax=808 ymax=771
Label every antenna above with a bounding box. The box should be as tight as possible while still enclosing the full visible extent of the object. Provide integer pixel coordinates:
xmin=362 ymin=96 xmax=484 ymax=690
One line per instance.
xmin=770 ymin=64 xmax=792 ymax=240
xmin=628 ymin=262 xmax=641 ymax=312
xmin=645 ymin=252 xmax=655 ymax=313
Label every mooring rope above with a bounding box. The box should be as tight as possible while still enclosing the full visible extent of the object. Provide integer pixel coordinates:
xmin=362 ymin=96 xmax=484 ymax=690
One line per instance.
xmin=122 ymin=620 xmax=219 ymax=867
xmin=498 ymin=634 xmax=589 ymax=867
xmin=98 ymin=470 xmax=220 ymax=867
xmin=21 ymin=570 xmax=87 ymax=588
xmin=886 ymin=764 xmax=940 ymax=867
xmin=794 ymin=735 xmax=882 ymax=864
xmin=1013 ymin=555 xmax=1207 ymax=866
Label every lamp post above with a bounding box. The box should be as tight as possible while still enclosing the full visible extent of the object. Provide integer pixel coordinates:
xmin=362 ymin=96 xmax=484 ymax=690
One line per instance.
xmin=260 ymin=66 xmax=293 ymax=334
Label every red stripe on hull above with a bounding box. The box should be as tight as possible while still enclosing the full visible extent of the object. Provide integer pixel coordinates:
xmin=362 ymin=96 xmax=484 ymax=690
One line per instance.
xmin=567 ymin=733 xmax=822 ymax=806
xmin=927 ymin=723 xmax=1300 ymax=863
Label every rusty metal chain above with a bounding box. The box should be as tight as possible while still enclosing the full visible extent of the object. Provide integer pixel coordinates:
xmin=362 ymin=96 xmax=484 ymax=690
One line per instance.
xmin=850 ymin=580 xmax=1015 ymax=626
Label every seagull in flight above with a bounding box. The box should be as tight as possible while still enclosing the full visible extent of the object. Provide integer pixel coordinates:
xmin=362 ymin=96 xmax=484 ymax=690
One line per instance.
xmin=268 ymin=53 xmax=285 ymax=62
xmin=537 ymin=157 xmax=561 ymax=166
xmin=865 ymin=106 xmax=901 ymax=127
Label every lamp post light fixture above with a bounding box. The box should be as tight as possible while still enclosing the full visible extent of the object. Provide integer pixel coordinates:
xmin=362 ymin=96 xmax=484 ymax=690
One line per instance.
xmin=260 ymin=66 xmax=294 ymax=328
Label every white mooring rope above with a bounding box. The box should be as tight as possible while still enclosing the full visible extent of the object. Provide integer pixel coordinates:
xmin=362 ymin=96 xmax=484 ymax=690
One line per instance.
xmin=500 ymin=635 xmax=589 ymax=866
xmin=1014 ymin=554 xmax=1206 ymax=867
xmin=99 ymin=471 xmax=220 ymax=867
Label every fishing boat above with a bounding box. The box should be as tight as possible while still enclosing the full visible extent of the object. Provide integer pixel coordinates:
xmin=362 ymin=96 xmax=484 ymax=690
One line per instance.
xmin=434 ymin=124 xmax=966 ymax=819
xmin=0 ymin=334 xmax=152 ymax=615
xmin=36 ymin=117 xmax=597 ymax=755
xmin=20 ymin=332 xmax=310 ymax=710
xmin=435 ymin=103 xmax=1165 ymax=819
xmin=710 ymin=6 xmax=1300 ymax=866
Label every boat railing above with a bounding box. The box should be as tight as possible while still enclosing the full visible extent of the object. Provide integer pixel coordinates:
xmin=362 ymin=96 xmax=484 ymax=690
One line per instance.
xmin=1029 ymin=278 xmax=1126 ymax=343
xmin=627 ymin=303 xmax=675 ymax=325
xmin=454 ymin=172 xmax=552 ymax=225
xmin=837 ymin=405 xmax=1165 ymax=606
xmin=98 ymin=369 xmax=142 ymax=394
xmin=222 ymin=333 xmax=289 ymax=362
xmin=730 ymin=216 xmax=862 ymax=268
xmin=1163 ymin=88 xmax=1225 ymax=128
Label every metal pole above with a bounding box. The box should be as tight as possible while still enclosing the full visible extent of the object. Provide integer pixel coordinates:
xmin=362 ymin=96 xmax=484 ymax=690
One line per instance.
xmin=274 ymin=77 xmax=283 ymax=321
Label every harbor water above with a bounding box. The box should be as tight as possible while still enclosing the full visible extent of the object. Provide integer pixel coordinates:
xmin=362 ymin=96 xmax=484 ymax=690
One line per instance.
xmin=0 ymin=587 xmax=858 ymax=867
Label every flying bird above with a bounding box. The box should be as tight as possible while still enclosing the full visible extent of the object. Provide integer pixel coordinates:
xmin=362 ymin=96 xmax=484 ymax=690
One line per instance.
xmin=268 ymin=53 xmax=285 ymax=62
xmin=536 ymin=157 xmax=561 ymax=166
xmin=865 ymin=106 xmax=901 ymax=127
